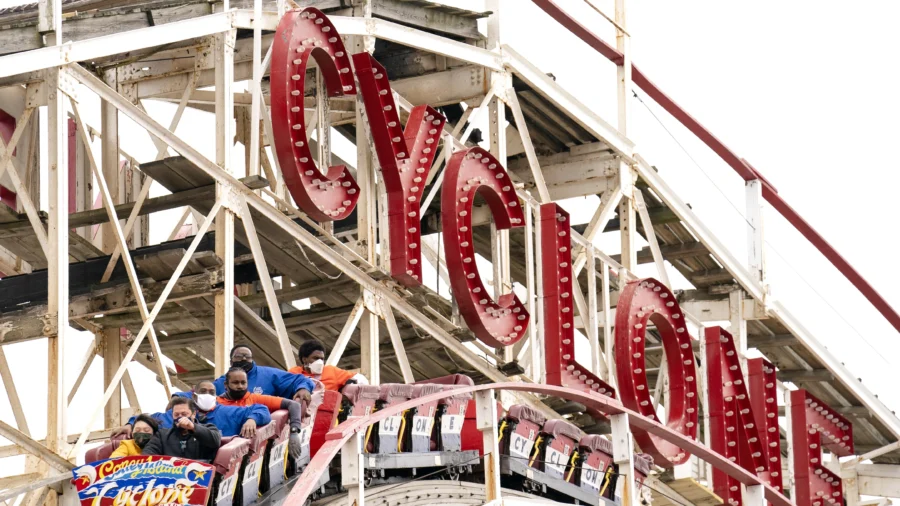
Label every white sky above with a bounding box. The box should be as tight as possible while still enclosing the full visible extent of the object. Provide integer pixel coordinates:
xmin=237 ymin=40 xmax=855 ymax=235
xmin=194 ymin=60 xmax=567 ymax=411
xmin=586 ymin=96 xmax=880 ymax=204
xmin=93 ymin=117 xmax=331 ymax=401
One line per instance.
xmin=1 ymin=0 xmax=899 ymax=484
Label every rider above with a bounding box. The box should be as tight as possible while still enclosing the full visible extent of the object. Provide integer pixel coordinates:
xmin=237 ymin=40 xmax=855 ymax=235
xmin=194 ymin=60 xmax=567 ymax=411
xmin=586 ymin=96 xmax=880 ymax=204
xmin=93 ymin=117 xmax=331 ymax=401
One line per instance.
xmin=114 ymin=380 xmax=271 ymax=438
xmin=213 ymin=344 xmax=314 ymax=402
xmin=289 ymin=339 xmax=367 ymax=391
xmin=217 ymin=367 xmax=304 ymax=460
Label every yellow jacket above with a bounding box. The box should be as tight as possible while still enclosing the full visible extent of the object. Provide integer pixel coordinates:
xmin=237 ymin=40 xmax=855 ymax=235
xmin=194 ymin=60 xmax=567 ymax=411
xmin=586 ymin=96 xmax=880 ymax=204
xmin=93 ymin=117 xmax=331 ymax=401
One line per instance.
xmin=110 ymin=439 xmax=142 ymax=459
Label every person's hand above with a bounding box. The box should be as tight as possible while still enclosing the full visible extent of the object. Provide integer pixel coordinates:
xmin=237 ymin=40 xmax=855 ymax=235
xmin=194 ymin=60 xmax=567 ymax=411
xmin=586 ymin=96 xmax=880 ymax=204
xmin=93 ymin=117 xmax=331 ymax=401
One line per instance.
xmin=175 ymin=417 xmax=195 ymax=431
xmin=288 ymin=430 xmax=303 ymax=461
xmin=111 ymin=424 xmax=132 ymax=439
xmin=293 ymin=389 xmax=311 ymax=403
xmin=240 ymin=419 xmax=257 ymax=439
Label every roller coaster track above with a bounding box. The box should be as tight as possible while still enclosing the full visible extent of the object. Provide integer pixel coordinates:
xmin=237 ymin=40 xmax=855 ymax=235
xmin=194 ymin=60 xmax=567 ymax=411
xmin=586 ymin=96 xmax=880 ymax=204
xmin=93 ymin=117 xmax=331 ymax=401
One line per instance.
xmin=283 ymin=383 xmax=790 ymax=506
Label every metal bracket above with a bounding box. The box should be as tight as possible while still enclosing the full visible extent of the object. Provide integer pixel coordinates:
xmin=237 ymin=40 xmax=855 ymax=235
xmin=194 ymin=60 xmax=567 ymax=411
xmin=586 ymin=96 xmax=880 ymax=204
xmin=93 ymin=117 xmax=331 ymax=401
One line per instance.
xmin=42 ymin=313 xmax=58 ymax=337
xmin=362 ymin=289 xmax=382 ymax=317
xmin=25 ymin=82 xmax=46 ymax=108
xmin=57 ymin=68 xmax=80 ymax=102
xmin=216 ymin=182 xmax=244 ymax=216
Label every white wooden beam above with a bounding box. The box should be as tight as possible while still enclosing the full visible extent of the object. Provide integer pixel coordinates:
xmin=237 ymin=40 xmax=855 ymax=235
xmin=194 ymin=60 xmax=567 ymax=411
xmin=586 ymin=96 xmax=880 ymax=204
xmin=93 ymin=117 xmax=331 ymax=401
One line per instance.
xmin=46 ymin=66 xmax=68 ymax=459
xmin=381 ymin=299 xmax=414 ymax=383
xmin=71 ymin=102 xmax=174 ymax=398
xmin=633 ymin=190 xmax=670 ymax=287
xmin=0 ymin=348 xmax=30 ymax=436
xmin=476 ymin=389 xmax=502 ymax=502
xmin=326 ymin=297 xmax=365 ymax=367
xmin=68 ymin=200 xmax=222 ymax=459
xmin=239 ymin=197 xmax=296 ymax=368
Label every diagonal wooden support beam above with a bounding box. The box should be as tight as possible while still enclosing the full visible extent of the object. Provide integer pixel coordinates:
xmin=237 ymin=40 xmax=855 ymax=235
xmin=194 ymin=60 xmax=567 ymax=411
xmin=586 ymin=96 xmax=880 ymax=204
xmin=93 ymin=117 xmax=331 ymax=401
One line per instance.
xmin=101 ymin=65 xmax=201 ymax=283
xmin=68 ymin=199 xmax=222 ymax=459
xmin=0 ymin=420 xmax=71 ymax=472
xmin=71 ymin=101 xmax=173 ymax=398
xmin=0 ymin=108 xmax=47 ymax=258
xmin=239 ymin=196 xmax=296 ymax=368
xmin=326 ymin=297 xmax=365 ymax=367
xmin=0 ymin=348 xmax=30 ymax=436
xmin=504 ymin=89 xmax=551 ymax=203
xmin=572 ymin=185 xmax=624 ymax=276
xmin=381 ymin=298 xmax=415 ymax=383
xmin=633 ymin=190 xmax=670 ymax=287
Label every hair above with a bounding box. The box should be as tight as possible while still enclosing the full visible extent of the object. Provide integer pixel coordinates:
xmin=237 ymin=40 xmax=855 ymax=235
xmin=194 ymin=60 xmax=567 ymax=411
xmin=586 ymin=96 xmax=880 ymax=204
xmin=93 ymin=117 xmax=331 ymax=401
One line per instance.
xmin=169 ymin=396 xmax=196 ymax=414
xmin=298 ymin=339 xmax=326 ymax=361
xmin=225 ymin=367 xmax=248 ymax=383
xmin=194 ymin=380 xmax=215 ymax=390
xmin=230 ymin=344 xmax=252 ymax=359
xmin=133 ymin=414 xmax=159 ymax=433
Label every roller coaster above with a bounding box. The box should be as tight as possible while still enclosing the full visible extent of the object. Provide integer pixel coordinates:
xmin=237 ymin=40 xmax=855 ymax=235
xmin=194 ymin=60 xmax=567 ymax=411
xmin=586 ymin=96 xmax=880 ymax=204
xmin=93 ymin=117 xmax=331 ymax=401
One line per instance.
xmin=0 ymin=1 xmax=898 ymax=506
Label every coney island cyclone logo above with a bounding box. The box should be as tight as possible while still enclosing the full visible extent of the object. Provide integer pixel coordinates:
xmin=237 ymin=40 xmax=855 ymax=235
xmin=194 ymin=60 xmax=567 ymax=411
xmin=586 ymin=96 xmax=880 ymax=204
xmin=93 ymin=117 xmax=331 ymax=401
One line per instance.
xmin=71 ymin=456 xmax=214 ymax=506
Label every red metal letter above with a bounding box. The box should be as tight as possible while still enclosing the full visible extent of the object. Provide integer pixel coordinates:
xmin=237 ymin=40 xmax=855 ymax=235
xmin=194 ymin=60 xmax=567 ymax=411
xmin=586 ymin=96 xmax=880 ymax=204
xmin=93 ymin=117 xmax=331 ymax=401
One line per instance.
xmin=540 ymin=203 xmax=614 ymax=397
xmin=441 ymin=148 xmax=528 ymax=348
xmin=614 ymin=278 xmax=698 ymax=466
xmin=790 ymin=390 xmax=854 ymax=506
xmin=271 ymin=8 xmax=359 ymax=222
xmin=749 ymin=357 xmax=783 ymax=494
xmin=353 ymin=53 xmax=446 ymax=286
xmin=705 ymin=327 xmax=774 ymax=505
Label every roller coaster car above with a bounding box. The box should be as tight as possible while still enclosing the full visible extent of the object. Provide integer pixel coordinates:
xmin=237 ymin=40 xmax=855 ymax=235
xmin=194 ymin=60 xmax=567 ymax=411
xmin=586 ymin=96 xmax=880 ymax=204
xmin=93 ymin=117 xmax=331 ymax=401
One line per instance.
xmin=338 ymin=378 xmax=480 ymax=481
xmin=538 ymin=419 xmax=584 ymax=482
xmin=576 ymin=434 xmax=616 ymax=498
xmin=415 ymin=374 xmax=474 ymax=452
xmin=236 ymin=417 xmax=277 ymax=505
xmin=500 ymin=404 xmax=547 ymax=464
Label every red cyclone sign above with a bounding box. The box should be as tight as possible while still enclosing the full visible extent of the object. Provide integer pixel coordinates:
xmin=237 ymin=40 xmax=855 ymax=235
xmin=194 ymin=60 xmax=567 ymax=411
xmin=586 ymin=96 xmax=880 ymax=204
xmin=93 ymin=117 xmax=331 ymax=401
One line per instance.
xmin=271 ymin=9 xmax=852 ymax=500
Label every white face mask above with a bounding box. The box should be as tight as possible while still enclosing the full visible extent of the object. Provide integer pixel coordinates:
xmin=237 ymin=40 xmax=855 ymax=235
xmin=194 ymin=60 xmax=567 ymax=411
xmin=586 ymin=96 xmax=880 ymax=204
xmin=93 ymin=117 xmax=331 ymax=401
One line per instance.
xmin=195 ymin=393 xmax=217 ymax=411
xmin=309 ymin=359 xmax=324 ymax=375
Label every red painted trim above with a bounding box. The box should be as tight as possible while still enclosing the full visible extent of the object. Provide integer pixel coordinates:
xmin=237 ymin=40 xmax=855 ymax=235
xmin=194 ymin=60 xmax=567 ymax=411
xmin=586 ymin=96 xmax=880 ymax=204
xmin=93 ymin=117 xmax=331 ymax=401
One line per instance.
xmin=530 ymin=0 xmax=900 ymax=334
xmin=282 ymin=382 xmax=792 ymax=506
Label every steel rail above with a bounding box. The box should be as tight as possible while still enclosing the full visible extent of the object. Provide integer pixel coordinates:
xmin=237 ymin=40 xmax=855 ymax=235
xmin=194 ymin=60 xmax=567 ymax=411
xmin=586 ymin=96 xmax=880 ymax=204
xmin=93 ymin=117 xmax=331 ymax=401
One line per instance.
xmin=529 ymin=0 xmax=900 ymax=334
xmin=282 ymin=383 xmax=791 ymax=506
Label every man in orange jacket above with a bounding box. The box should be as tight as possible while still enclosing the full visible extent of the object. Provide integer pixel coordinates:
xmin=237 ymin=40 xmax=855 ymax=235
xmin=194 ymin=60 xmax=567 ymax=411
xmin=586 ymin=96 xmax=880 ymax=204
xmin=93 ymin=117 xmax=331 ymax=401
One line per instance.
xmin=289 ymin=339 xmax=367 ymax=392
xmin=217 ymin=367 xmax=305 ymax=460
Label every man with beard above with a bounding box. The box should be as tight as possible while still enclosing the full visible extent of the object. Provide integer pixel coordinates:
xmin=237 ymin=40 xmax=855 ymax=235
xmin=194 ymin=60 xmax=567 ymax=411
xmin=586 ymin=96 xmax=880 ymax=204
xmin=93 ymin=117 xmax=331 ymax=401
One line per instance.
xmin=213 ymin=345 xmax=313 ymax=403
xmin=217 ymin=367 xmax=304 ymax=460
xmin=114 ymin=380 xmax=271 ymax=439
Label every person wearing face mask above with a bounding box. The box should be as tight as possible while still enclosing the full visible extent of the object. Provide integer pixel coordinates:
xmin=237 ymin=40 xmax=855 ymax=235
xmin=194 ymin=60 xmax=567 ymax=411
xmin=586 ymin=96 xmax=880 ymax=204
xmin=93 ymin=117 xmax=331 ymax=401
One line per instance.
xmin=289 ymin=339 xmax=368 ymax=392
xmin=109 ymin=414 xmax=159 ymax=458
xmin=115 ymin=381 xmax=271 ymax=439
xmin=141 ymin=397 xmax=221 ymax=462
xmin=216 ymin=367 xmax=305 ymax=460
xmin=213 ymin=345 xmax=314 ymax=403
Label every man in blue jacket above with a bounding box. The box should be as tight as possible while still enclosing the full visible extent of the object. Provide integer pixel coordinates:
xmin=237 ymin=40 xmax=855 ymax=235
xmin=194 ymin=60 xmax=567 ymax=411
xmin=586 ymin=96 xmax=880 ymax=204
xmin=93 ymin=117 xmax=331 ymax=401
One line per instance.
xmin=115 ymin=380 xmax=271 ymax=439
xmin=213 ymin=344 xmax=313 ymax=403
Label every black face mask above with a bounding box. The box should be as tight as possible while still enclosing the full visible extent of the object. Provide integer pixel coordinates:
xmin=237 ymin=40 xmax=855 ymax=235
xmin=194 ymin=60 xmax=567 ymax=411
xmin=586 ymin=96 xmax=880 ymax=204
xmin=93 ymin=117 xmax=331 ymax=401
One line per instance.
xmin=232 ymin=360 xmax=253 ymax=373
xmin=133 ymin=433 xmax=153 ymax=448
xmin=227 ymin=389 xmax=247 ymax=401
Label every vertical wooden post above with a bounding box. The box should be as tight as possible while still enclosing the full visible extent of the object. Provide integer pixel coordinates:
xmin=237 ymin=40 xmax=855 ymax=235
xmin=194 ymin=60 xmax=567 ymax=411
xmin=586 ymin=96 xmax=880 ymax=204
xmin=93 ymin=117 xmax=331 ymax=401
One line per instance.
xmin=729 ymin=288 xmax=747 ymax=371
xmin=46 ymin=65 xmax=68 ymax=459
xmin=353 ymin=3 xmax=379 ymax=385
xmin=342 ymin=433 xmax=365 ymax=506
xmin=100 ymin=70 xmax=122 ymax=427
xmin=476 ymin=389 xmax=501 ymax=502
xmin=611 ymin=413 xmax=637 ymax=506
xmin=602 ymin=263 xmax=614 ymax=386
xmin=743 ymin=485 xmax=764 ymax=506
xmin=214 ymin=29 xmax=236 ymax=376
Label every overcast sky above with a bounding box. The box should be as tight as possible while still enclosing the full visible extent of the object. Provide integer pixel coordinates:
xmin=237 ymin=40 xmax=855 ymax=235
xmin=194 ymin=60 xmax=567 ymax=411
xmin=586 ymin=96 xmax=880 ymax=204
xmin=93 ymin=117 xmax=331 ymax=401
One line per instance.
xmin=0 ymin=0 xmax=898 ymax=479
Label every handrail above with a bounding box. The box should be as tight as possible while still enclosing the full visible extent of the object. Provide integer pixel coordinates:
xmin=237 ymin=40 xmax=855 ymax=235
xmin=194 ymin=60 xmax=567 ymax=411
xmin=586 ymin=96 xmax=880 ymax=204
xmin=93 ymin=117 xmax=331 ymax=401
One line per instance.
xmin=530 ymin=0 xmax=900 ymax=334
xmin=282 ymin=382 xmax=792 ymax=506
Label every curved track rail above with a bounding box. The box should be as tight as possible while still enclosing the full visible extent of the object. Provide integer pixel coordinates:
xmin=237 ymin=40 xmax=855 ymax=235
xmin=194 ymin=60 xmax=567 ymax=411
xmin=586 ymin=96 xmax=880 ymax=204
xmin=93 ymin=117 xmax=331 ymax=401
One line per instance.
xmin=530 ymin=0 xmax=900 ymax=334
xmin=284 ymin=382 xmax=791 ymax=506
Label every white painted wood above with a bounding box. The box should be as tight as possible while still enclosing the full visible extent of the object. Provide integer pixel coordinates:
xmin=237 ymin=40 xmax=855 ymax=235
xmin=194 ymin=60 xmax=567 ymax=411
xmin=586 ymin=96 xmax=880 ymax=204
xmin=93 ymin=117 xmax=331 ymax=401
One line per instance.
xmin=633 ymin=191 xmax=670 ymax=288
xmin=68 ymin=200 xmax=222 ymax=459
xmin=505 ymin=90 xmax=551 ymax=203
xmin=610 ymin=413 xmax=637 ymax=506
xmin=746 ymin=179 xmax=766 ymax=286
xmin=46 ymin=66 xmax=68 ymax=459
xmin=572 ymin=185 xmax=623 ymax=275
xmin=326 ymin=297 xmax=365 ymax=367
xmin=0 ymin=348 xmax=30 ymax=436
xmin=380 ymin=298 xmax=414 ymax=383
xmin=476 ymin=389 xmax=501 ymax=502
xmin=71 ymin=102 xmax=173 ymax=398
